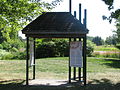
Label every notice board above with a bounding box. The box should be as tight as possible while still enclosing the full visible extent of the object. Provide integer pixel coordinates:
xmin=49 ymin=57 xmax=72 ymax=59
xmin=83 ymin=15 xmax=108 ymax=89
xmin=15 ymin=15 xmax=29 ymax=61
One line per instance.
xmin=70 ymin=41 xmax=83 ymax=67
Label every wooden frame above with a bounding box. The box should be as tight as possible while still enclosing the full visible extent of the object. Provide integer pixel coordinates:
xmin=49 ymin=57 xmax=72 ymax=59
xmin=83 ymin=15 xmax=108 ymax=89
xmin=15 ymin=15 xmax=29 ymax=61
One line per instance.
xmin=24 ymin=3 xmax=88 ymax=86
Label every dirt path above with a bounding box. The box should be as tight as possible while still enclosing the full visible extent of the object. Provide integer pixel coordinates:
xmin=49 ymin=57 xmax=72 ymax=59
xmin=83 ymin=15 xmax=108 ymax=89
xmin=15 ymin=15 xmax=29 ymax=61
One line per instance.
xmin=29 ymin=79 xmax=69 ymax=86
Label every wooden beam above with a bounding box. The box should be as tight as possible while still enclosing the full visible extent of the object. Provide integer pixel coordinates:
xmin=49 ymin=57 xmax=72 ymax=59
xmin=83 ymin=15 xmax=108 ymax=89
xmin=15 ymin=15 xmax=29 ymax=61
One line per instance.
xmin=69 ymin=38 xmax=71 ymax=83
xmin=26 ymin=37 xmax=29 ymax=85
xmin=69 ymin=0 xmax=72 ymax=13
xmin=83 ymin=36 xmax=87 ymax=85
xmin=78 ymin=38 xmax=81 ymax=81
xmin=33 ymin=38 xmax=36 ymax=79
xmin=83 ymin=9 xmax=87 ymax=28
xmin=74 ymin=11 xmax=76 ymax=17
xmin=73 ymin=38 xmax=76 ymax=80
xmin=79 ymin=4 xmax=82 ymax=23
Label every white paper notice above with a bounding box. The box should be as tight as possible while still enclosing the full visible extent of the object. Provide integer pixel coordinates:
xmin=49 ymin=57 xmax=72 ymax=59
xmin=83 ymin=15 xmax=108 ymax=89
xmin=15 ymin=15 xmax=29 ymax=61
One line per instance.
xmin=70 ymin=41 xmax=82 ymax=67
xmin=29 ymin=40 xmax=34 ymax=66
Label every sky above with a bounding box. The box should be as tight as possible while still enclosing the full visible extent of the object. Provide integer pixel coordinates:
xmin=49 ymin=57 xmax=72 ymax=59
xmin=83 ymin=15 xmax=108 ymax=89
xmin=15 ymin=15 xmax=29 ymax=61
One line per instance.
xmin=50 ymin=0 xmax=120 ymax=39
xmin=20 ymin=0 xmax=120 ymax=39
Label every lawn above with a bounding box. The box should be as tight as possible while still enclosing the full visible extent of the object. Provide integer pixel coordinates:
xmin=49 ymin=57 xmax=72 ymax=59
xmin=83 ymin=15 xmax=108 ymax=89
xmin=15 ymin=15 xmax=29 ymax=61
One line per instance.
xmin=0 ymin=57 xmax=120 ymax=90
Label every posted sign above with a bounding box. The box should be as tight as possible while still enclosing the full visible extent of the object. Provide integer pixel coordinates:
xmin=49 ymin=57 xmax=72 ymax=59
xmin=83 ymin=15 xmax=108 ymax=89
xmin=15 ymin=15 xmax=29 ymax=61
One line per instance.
xmin=29 ymin=40 xmax=34 ymax=66
xmin=70 ymin=41 xmax=82 ymax=67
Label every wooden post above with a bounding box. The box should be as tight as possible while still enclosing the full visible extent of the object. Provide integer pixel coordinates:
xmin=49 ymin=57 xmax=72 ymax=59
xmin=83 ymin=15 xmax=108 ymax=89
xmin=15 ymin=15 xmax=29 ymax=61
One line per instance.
xmin=83 ymin=9 xmax=87 ymax=86
xmin=73 ymin=38 xmax=76 ymax=80
xmin=83 ymin=9 xmax=87 ymax=28
xmin=79 ymin=5 xmax=82 ymax=81
xmin=74 ymin=11 xmax=76 ymax=17
xmin=33 ymin=38 xmax=36 ymax=79
xmin=26 ymin=37 xmax=29 ymax=85
xmin=69 ymin=38 xmax=71 ymax=83
xmin=83 ymin=36 xmax=87 ymax=85
xmin=79 ymin=4 xmax=81 ymax=22
xmin=69 ymin=0 xmax=72 ymax=13
xmin=78 ymin=38 xmax=81 ymax=81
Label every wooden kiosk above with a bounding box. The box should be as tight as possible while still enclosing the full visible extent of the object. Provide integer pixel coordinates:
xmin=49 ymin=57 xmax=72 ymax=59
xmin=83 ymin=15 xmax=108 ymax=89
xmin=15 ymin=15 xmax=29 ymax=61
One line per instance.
xmin=22 ymin=1 xmax=89 ymax=85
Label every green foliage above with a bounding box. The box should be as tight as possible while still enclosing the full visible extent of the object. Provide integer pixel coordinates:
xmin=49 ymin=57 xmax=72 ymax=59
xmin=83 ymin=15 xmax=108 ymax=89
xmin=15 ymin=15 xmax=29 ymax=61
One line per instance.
xmin=0 ymin=49 xmax=9 ymax=59
xmin=0 ymin=49 xmax=13 ymax=60
xmin=102 ymin=0 xmax=120 ymax=22
xmin=1 ymin=53 xmax=14 ymax=60
xmin=105 ymin=35 xmax=117 ymax=45
xmin=95 ymin=45 xmax=119 ymax=51
xmin=87 ymin=36 xmax=94 ymax=41
xmin=0 ymin=0 xmax=62 ymax=47
xmin=36 ymin=39 xmax=94 ymax=58
xmin=93 ymin=51 xmax=120 ymax=58
xmin=115 ymin=44 xmax=120 ymax=50
xmin=92 ymin=36 xmax=104 ymax=46
xmin=36 ymin=39 xmax=69 ymax=58
xmin=93 ymin=45 xmax=120 ymax=58
xmin=0 ymin=44 xmax=3 ymax=49
xmin=87 ymin=40 xmax=95 ymax=57
xmin=115 ymin=17 xmax=120 ymax=49
xmin=9 ymin=47 xmax=18 ymax=52
xmin=2 ymin=38 xmax=25 ymax=51
xmin=12 ymin=52 xmax=26 ymax=60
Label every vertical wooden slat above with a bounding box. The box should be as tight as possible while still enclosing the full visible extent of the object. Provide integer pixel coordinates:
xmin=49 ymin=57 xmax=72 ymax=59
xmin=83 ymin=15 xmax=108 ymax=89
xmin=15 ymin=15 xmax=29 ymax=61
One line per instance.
xmin=33 ymin=38 xmax=36 ymax=79
xmin=69 ymin=38 xmax=71 ymax=83
xmin=26 ymin=37 xmax=29 ymax=85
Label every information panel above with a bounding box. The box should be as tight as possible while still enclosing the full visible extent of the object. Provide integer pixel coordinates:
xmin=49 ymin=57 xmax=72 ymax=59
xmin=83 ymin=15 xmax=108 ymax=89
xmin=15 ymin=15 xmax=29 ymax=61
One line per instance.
xmin=70 ymin=41 xmax=83 ymax=67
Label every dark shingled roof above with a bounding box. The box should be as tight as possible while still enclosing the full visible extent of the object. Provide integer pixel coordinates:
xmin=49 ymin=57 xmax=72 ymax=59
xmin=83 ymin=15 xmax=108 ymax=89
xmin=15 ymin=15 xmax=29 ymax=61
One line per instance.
xmin=22 ymin=12 xmax=89 ymax=38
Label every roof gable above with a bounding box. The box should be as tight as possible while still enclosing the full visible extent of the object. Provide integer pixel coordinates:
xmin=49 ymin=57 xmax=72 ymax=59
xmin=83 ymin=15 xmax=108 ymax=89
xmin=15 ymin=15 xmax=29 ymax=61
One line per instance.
xmin=22 ymin=12 xmax=88 ymax=36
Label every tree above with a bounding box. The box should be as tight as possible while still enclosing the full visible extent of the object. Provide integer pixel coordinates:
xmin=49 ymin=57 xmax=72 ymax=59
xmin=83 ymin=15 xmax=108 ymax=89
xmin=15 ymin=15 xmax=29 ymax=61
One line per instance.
xmin=92 ymin=36 xmax=104 ymax=46
xmin=115 ymin=17 xmax=120 ymax=43
xmin=105 ymin=35 xmax=117 ymax=45
xmin=102 ymin=0 xmax=120 ymax=49
xmin=87 ymin=36 xmax=94 ymax=42
xmin=102 ymin=0 xmax=120 ymax=22
xmin=0 ymin=0 xmax=62 ymax=50
xmin=0 ymin=0 xmax=62 ymax=42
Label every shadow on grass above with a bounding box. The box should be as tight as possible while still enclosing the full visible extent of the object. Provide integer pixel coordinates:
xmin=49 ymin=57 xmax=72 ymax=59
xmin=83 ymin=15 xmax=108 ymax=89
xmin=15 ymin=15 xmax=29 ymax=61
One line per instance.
xmin=0 ymin=78 xmax=120 ymax=90
xmin=103 ymin=58 xmax=120 ymax=68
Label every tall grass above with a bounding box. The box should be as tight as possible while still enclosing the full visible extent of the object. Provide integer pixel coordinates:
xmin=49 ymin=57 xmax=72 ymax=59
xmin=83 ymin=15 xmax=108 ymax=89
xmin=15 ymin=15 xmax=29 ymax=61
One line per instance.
xmin=93 ymin=46 xmax=120 ymax=58
xmin=93 ymin=51 xmax=120 ymax=58
xmin=94 ymin=45 xmax=119 ymax=51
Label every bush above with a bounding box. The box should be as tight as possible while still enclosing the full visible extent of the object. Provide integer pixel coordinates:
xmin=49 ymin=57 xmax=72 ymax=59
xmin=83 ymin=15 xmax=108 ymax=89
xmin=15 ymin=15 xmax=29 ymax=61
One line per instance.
xmin=87 ymin=40 xmax=95 ymax=57
xmin=36 ymin=39 xmax=95 ymax=58
xmin=36 ymin=41 xmax=58 ymax=58
xmin=10 ymin=47 xmax=18 ymax=52
xmin=1 ymin=53 xmax=14 ymax=60
xmin=36 ymin=39 xmax=69 ymax=58
xmin=0 ymin=49 xmax=12 ymax=60
xmin=12 ymin=52 xmax=26 ymax=60
xmin=0 ymin=44 xmax=3 ymax=49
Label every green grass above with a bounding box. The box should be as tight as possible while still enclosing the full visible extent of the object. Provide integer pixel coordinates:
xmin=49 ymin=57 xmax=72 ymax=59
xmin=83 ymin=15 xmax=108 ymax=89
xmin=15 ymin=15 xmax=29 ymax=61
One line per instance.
xmin=94 ymin=45 xmax=119 ymax=51
xmin=0 ymin=57 xmax=120 ymax=90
